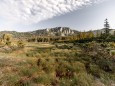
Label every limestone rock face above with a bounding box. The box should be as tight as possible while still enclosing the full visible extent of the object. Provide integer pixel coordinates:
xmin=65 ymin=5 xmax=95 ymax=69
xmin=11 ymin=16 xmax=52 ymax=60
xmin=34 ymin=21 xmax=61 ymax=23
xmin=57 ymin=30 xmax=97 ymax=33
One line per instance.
xmin=32 ymin=27 xmax=78 ymax=36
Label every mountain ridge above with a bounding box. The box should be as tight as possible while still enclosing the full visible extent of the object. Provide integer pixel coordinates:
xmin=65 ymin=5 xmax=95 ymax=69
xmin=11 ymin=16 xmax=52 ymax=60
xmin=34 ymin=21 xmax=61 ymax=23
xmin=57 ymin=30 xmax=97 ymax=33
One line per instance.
xmin=0 ymin=27 xmax=115 ymax=38
xmin=0 ymin=27 xmax=79 ymax=38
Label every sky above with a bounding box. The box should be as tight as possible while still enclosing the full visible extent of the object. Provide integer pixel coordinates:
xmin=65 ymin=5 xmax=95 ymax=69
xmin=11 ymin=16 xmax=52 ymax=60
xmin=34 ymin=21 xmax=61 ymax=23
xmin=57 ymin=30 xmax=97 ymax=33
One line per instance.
xmin=0 ymin=0 xmax=114 ymax=32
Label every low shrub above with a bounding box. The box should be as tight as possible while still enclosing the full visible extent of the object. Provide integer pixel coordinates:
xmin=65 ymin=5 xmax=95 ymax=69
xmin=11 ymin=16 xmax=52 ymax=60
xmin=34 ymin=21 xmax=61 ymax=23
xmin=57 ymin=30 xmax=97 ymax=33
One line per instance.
xmin=17 ymin=40 xmax=25 ymax=48
xmin=6 ymin=41 xmax=11 ymax=46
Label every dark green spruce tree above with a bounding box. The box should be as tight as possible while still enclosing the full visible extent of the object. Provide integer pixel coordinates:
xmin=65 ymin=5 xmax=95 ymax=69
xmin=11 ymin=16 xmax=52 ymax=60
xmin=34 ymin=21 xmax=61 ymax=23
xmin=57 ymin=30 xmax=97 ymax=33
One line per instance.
xmin=104 ymin=18 xmax=110 ymax=35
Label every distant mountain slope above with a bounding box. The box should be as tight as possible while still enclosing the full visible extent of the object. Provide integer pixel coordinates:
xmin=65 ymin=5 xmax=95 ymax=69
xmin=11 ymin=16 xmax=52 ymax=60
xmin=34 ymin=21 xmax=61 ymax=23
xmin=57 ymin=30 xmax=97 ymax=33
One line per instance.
xmin=0 ymin=27 xmax=78 ymax=38
xmin=31 ymin=27 xmax=79 ymax=36
xmin=0 ymin=31 xmax=31 ymax=38
xmin=0 ymin=27 xmax=115 ymax=38
xmin=91 ymin=28 xmax=115 ymax=36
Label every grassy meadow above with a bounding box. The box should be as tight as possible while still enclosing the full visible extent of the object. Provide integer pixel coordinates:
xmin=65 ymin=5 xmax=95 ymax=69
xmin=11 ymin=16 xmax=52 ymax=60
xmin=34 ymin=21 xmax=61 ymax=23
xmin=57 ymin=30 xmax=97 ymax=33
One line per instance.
xmin=0 ymin=41 xmax=115 ymax=86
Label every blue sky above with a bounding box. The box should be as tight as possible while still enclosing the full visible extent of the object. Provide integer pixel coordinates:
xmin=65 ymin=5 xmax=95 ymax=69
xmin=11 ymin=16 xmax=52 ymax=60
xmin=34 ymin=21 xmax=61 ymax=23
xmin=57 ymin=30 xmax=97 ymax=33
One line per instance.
xmin=0 ymin=0 xmax=114 ymax=32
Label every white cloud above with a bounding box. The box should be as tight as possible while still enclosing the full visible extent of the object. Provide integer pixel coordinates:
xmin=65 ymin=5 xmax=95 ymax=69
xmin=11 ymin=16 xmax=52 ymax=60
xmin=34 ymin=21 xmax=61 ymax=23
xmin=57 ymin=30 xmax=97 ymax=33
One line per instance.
xmin=0 ymin=0 xmax=105 ymax=24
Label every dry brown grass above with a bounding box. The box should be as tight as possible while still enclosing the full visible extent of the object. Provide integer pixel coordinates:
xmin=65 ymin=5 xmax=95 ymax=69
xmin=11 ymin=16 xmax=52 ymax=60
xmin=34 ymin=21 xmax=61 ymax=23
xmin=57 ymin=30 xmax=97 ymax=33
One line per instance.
xmin=0 ymin=42 xmax=114 ymax=86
